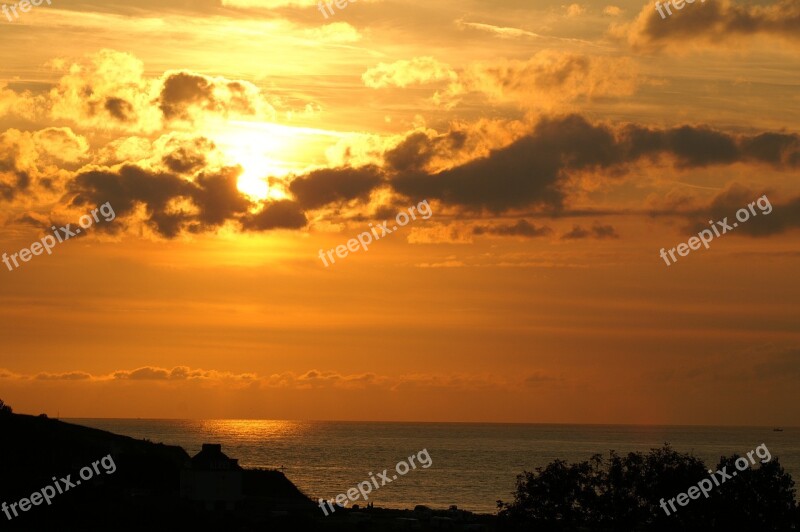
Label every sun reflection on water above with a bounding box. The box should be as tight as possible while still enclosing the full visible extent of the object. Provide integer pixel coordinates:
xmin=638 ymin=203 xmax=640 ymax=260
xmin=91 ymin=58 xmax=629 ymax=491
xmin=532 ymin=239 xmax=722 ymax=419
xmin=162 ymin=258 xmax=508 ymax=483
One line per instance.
xmin=197 ymin=419 xmax=309 ymax=442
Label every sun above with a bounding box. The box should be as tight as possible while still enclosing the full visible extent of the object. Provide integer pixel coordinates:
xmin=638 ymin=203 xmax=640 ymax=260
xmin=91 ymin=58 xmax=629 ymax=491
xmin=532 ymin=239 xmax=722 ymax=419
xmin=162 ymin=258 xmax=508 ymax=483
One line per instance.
xmin=211 ymin=119 xmax=350 ymax=202
xmin=225 ymin=147 xmax=287 ymax=201
xmin=236 ymin=164 xmax=270 ymax=201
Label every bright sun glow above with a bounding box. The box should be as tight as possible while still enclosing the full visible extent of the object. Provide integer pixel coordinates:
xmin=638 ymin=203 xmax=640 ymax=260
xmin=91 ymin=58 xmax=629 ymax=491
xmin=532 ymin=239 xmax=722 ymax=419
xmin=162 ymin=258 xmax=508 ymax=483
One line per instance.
xmin=218 ymin=140 xmax=288 ymax=201
xmin=210 ymin=120 xmax=357 ymax=202
xmin=236 ymin=156 xmax=272 ymax=201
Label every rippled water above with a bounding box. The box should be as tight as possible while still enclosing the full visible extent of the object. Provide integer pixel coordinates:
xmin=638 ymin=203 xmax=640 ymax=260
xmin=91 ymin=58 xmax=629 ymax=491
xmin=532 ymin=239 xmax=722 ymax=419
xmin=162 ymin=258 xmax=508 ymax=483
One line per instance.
xmin=68 ymin=420 xmax=800 ymax=514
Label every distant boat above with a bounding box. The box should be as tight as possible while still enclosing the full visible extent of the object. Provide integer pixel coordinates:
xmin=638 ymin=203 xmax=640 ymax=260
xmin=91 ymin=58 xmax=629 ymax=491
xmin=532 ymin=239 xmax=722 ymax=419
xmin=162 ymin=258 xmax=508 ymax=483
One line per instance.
xmin=773 ymin=428 xmax=784 ymax=432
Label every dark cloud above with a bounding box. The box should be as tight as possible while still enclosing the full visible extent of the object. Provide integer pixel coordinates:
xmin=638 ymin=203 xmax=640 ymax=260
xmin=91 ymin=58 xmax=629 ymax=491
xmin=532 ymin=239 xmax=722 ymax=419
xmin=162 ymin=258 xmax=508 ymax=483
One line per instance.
xmin=390 ymin=115 xmax=800 ymax=214
xmin=384 ymin=130 xmax=468 ymax=173
xmin=29 ymin=114 xmax=800 ymax=239
xmin=104 ymin=97 xmax=134 ymax=122
xmin=240 ymin=200 xmax=307 ymax=231
xmin=561 ymin=223 xmax=619 ymax=240
xmin=391 ymin=115 xmax=619 ymax=212
xmin=70 ymin=164 xmax=317 ymax=237
xmin=192 ymin=167 xmax=252 ymax=226
xmin=69 ymin=165 xmax=196 ymax=238
xmin=626 ymin=0 xmax=800 ymax=49
xmin=68 ymin=160 xmax=308 ymax=237
xmin=591 ymin=224 xmax=619 ymax=239
xmin=740 ymin=132 xmax=800 ymax=167
xmin=684 ymin=185 xmax=800 ymax=237
xmin=158 ymin=72 xmax=260 ymax=121
xmin=619 ymin=124 xmax=739 ymax=168
xmin=0 ymin=170 xmax=30 ymax=201
xmin=162 ymin=137 xmax=214 ymax=174
xmin=288 ymin=165 xmax=384 ymax=210
xmin=159 ymin=72 xmax=216 ymax=120
xmin=473 ymin=219 xmax=552 ymax=238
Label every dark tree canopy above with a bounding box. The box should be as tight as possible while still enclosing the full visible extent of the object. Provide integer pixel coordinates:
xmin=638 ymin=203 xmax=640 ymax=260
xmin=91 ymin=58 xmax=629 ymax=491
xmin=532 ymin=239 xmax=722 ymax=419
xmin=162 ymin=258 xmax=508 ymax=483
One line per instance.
xmin=498 ymin=444 xmax=798 ymax=532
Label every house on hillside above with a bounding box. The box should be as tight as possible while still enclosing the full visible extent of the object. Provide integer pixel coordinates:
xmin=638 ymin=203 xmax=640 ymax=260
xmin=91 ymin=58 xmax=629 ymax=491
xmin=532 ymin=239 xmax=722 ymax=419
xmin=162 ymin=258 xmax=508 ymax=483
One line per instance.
xmin=180 ymin=443 xmax=243 ymax=511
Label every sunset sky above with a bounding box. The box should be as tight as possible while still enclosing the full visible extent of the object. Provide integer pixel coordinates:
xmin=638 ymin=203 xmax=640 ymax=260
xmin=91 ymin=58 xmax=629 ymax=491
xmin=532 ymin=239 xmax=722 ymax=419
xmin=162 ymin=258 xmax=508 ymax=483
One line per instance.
xmin=1 ymin=0 xmax=798 ymax=424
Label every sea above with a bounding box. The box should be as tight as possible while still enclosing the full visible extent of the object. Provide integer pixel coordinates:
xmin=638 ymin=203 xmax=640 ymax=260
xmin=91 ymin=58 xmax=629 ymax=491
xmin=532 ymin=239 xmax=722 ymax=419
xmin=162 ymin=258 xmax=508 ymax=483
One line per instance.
xmin=66 ymin=420 xmax=800 ymax=514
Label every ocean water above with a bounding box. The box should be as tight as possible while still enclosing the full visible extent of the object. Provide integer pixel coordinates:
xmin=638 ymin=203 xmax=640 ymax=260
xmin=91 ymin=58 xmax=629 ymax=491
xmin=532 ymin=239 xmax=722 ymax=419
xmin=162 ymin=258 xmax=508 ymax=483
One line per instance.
xmin=67 ymin=420 xmax=800 ymax=514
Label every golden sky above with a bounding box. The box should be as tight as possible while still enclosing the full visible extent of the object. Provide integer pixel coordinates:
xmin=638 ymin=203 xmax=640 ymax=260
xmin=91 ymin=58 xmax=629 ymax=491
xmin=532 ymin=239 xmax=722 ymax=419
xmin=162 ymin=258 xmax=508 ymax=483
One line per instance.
xmin=0 ymin=0 xmax=799 ymax=424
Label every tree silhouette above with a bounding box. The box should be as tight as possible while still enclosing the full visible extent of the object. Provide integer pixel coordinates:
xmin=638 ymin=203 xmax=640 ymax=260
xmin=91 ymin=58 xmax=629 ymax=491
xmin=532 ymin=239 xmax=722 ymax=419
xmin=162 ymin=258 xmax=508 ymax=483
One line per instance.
xmin=0 ymin=398 xmax=11 ymax=415
xmin=498 ymin=444 xmax=798 ymax=532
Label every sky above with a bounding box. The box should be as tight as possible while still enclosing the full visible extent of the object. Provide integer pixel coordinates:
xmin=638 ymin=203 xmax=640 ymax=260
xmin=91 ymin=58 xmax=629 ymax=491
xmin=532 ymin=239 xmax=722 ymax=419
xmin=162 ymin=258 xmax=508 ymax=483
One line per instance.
xmin=0 ymin=0 xmax=798 ymax=424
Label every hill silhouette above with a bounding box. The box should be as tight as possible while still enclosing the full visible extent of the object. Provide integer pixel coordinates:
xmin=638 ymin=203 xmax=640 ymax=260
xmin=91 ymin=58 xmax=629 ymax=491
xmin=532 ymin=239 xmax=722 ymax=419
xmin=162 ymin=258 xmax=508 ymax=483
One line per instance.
xmin=0 ymin=409 xmax=315 ymax=531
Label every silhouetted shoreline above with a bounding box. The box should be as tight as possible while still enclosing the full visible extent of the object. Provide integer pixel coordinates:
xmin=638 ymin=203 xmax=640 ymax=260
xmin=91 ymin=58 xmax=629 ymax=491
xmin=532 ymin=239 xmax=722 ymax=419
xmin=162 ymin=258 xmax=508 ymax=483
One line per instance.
xmin=2 ymin=410 xmax=797 ymax=531
xmin=0 ymin=411 xmax=495 ymax=531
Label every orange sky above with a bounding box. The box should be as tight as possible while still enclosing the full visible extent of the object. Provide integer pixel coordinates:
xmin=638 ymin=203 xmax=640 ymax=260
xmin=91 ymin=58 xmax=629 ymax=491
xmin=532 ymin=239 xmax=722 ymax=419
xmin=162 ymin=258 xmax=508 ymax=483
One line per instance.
xmin=0 ymin=0 xmax=799 ymax=424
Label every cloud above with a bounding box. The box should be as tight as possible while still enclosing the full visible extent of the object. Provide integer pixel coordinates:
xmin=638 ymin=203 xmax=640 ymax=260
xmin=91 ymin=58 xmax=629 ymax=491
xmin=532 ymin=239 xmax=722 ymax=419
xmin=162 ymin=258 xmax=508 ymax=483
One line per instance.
xmin=455 ymin=19 xmax=541 ymax=39
xmin=389 ymin=114 xmax=800 ymax=215
xmin=362 ymin=57 xmax=458 ymax=89
xmin=34 ymin=372 xmax=92 ymax=381
xmin=68 ymin=162 xmax=306 ymax=237
xmin=31 ymin=128 xmax=90 ymax=164
xmin=434 ymin=50 xmax=641 ymax=109
xmin=114 ymin=367 xmax=170 ymax=380
xmin=240 ymin=200 xmax=308 ymax=230
xmin=390 ymin=114 xmax=620 ymax=212
xmin=159 ymin=71 xmax=275 ymax=123
xmin=565 ymin=3 xmax=585 ymax=17
xmin=618 ymin=0 xmax=800 ymax=51
xmin=112 ymin=366 xmax=256 ymax=382
xmin=524 ymin=371 xmax=563 ymax=386
xmin=162 ymin=137 xmax=215 ymax=174
xmin=68 ymin=165 xmax=198 ymax=238
xmin=384 ymin=130 xmax=468 ymax=173
xmin=682 ymin=184 xmax=800 ymax=237
xmin=416 ymin=260 xmax=466 ymax=268
xmin=0 ymin=127 xmax=90 ymax=202
xmin=473 ymin=219 xmax=553 ymax=238
xmin=0 ymin=82 xmax=39 ymax=121
xmin=406 ymin=224 xmax=473 ymax=244
xmin=45 ymin=50 xmax=279 ymax=133
xmin=288 ymin=165 xmax=384 ymax=210
xmin=70 ymin=160 xmax=307 ymax=238
xmin=2 ymin=365 xmax=528 ymax=392
xmin=48 ymin=50 xmax=162 ymax=133
xmin=561 ymin=223 xmax=619 ymax=239
xmin=303 ymin=22 xmax=362 ymax=43
xmin=603 ymin=6 xmax=622 ymax=16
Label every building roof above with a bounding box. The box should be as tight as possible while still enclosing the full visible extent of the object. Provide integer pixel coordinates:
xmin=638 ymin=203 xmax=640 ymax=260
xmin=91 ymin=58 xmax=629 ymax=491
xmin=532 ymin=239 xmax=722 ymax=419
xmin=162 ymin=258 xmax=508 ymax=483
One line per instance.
xmin=189 ymin=443 xmax=241 ymax=471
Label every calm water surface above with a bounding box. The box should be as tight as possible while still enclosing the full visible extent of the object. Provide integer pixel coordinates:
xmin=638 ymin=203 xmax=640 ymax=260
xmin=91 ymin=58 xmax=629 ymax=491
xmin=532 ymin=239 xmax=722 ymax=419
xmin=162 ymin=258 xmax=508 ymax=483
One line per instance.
xmin=68 ymin=420 xmax=800 ymax=514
